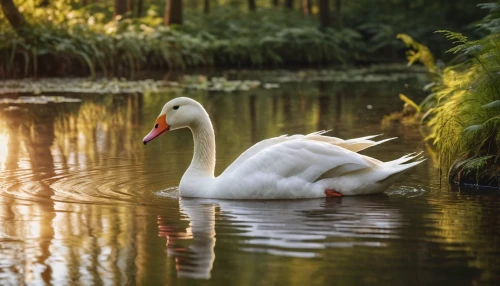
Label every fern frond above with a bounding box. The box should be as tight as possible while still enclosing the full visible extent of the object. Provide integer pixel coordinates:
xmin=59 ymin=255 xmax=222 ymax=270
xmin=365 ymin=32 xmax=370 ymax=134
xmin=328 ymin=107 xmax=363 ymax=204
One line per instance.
xmin=435 ymin=30 xmax=468 ymax=44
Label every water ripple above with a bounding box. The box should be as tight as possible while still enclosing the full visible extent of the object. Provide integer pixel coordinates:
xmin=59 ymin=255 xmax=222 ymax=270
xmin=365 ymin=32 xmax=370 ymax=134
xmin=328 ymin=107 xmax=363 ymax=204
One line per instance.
xmin=0 ymin=160 xmax=175 ymax=206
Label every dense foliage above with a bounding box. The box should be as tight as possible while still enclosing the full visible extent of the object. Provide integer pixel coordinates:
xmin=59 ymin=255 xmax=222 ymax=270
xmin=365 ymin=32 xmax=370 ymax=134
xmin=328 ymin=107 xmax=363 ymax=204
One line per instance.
xmin=401 ymin=2 xmax=500 ymax=185
xmin=0 ymin=0 xmax=487 ymax=77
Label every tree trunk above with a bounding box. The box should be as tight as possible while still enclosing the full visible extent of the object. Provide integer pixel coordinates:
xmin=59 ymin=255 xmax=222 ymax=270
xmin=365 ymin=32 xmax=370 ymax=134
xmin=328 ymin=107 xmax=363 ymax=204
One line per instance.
xmin=137 ymin=0 xmax=143 ymax=17
xmin=302 ymin=0 xmax=311 ymax=15
xmin=249 ymin=0 xmax=256 ymax=11
xmin=285 ymin=0 xmax=293 ymax=9
xmin=0 ymin=0 xmax=30 ymax=36
xmin=165 ymin=0 xmax=183 ymax=26
xmin=127 ymin=0 xmax=134 ymax=16
xmin=405 ymin=0 xmax=411 ymax=9
xmin=204 ymin=0 xmax=209 ymax=13
xmin=114 ymin=0 xmax=127 ymax=17
xmin=272 ymin=0 xmax=279 ymax=6
xmin=319 ymin=0 xmax=331 ymax=27
xmin=334 ymin=0 xmax=342 ymax=27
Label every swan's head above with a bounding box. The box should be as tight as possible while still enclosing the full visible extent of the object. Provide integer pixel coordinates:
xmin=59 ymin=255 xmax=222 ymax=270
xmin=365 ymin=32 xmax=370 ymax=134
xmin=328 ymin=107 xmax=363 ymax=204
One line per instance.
xmin=143 ymin=97 xmax=205 ymax=145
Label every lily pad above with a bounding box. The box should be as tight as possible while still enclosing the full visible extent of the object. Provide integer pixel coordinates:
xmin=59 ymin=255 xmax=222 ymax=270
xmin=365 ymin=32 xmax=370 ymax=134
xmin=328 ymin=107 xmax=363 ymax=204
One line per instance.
xmin=0 ymin=96 xmax=82 ymax=104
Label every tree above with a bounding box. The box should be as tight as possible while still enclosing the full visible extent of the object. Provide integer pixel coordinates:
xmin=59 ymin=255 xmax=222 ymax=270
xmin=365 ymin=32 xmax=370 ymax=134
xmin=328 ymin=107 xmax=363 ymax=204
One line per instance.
xmin=165 ymin=0 xmax=183 ymax=25
xmin=127 ymin=0 xmax=134 ymax=15
xmin=137 ymin=0 xmax=143 ymax=17
xmin=204 ymin=0 xmax=209 ymax=14
xmin=319 ymin=0 xmax=331 ymax=27
xmin=285 ymin=0 xmax=293 ymax=9
xmin=273 ymin=0 xmax=279 ymax=6
xmin=334 ymin=0 xmax=342 ymax=27
xmin=302 ymin=0 xmax=311 ymax=15
xmin=114 ymin=0 xmax=128 ymax=17
xmin=0 ymin=0 xmax=30 ymax=36
xmin=249 ymin=0 xmax=256 ymax=11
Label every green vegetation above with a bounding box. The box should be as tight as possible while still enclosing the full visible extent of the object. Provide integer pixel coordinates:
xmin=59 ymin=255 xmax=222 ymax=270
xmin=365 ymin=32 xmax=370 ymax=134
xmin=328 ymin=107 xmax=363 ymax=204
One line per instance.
xmin=0 ymin=0 xmax=486 ymax=78
xmin=399 ymin=3 xmax=500 ymax=186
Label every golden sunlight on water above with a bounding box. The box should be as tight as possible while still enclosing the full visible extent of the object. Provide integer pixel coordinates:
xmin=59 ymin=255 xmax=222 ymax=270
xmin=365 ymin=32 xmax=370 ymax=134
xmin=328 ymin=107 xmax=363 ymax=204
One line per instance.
xmin=0 ymin=132 xmax=8 ymax=170
xmin=0 ymin=78 xmax=499 ymax=285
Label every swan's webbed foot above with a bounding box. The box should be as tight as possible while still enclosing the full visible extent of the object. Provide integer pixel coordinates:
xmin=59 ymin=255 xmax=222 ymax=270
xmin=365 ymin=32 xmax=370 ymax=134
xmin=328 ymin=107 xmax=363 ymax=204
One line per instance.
xmin=325 ymin=189 xmax=343 ymax=197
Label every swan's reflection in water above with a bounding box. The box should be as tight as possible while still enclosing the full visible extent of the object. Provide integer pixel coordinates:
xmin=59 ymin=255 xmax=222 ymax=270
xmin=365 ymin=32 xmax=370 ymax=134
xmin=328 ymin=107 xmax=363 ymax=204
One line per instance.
xmin=158 ymin=194 xmax=401 ymax=279
xmin=158 ymin=199 xmax=216 ymax=279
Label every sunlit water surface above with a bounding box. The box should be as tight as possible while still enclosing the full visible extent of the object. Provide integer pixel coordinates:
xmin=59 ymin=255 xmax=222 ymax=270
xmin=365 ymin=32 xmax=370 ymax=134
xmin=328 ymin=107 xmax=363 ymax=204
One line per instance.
xmin=1 ymin=71 xmax=499 ymax=285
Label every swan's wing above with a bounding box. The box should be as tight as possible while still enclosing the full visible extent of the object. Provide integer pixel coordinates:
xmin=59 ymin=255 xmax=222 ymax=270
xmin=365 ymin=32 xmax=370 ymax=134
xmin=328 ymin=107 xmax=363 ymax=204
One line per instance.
xmin=222 ymin=135 xmax=295 ymax=175
xmin=222 ymin=132 xmax=394 ymax=175
xmin=220 ymin=139 xmax=373 ymax=183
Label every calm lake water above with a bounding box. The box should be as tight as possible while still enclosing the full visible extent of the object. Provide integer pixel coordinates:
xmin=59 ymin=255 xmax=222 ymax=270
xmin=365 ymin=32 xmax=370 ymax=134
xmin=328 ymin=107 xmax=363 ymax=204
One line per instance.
xmin=1 ymin=69 xmax=499 ymax=285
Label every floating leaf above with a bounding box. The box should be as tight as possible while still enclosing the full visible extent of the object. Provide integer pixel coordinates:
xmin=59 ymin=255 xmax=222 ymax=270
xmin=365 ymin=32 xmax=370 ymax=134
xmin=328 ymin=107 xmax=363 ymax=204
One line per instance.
xmin=0 ymin=96 xmax=82 ymax=105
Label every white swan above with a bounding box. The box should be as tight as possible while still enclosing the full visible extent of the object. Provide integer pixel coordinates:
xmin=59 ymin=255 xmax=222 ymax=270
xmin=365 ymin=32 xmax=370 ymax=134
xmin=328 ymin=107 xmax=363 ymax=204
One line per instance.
xmin=143 ymin=97 xmax=424 ymax=199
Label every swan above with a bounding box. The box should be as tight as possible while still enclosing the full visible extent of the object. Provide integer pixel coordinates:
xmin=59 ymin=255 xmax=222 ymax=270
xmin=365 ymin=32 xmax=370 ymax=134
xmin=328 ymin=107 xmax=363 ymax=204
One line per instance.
xmin=143 ymin=97 xmax=424 ymax=199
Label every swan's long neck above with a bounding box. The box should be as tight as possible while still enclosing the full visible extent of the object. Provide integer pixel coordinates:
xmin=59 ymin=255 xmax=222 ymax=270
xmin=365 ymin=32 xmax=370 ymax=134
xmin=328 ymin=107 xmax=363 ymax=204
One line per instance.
xmin=186 ymin=112 xmax=216 ymax=178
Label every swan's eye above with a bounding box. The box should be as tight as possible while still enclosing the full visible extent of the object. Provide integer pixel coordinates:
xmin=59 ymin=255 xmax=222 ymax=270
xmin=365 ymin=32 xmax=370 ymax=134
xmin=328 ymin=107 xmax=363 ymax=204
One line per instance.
xmin=173 ymin=105 xmax=179 ymax=110
xmin=155 ymin=123 xmax=159 ymax=128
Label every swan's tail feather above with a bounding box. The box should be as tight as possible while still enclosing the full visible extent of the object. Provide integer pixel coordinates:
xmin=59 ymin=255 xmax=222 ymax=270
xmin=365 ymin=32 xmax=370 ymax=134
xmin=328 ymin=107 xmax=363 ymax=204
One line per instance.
xmin=383 ymin=152 xmax=423 ymax=167
xmin=307 ymin=130 xmax=332 ymax=136
xmin=376 ymin=157 xmax=426 ymax=184
xmin=334 ymin=136 xmax=396 ymax=153
xmin=371 ymin=137 xmax=398 ymax=146
xmin=345 ymin=134 xmax=383 ymax=142
xmin=302 ymin=132 xmax=397 ymax=153
xmin=393 ymin=158 xmax=426 ymax=171
xmin=349 ymin=137 xmax=397 ymax=152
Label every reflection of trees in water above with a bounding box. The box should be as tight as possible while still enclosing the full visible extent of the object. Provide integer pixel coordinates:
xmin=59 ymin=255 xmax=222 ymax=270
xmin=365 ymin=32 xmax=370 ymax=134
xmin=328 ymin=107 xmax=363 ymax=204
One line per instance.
xmin=52 ymin=95 xmax=144 ymax=168
xmin=0 ymin=107 xmax=56 ymax=284
xmin=421 ymin=191 xmax=500 ymax=281
xmin=2 ymin=111 xmax=21 ymax=170
xmin=0 ymin=94 xmax=144 ymax=173
xmin=0 ymin=95 xmax=146 ymax=285
xmin=0 ymin=200 xmax=162 ymax=284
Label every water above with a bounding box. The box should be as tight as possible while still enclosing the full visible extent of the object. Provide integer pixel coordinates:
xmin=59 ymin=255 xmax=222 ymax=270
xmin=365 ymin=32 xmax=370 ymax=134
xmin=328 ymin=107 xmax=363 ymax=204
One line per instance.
xmin=1 ymin=71 xmax=499 ymax=285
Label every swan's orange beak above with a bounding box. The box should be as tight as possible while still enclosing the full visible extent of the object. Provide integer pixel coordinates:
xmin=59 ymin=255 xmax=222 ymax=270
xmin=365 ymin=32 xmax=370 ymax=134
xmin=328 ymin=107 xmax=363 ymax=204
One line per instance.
xmin=143 ymin=114 xmax=170 ymax=145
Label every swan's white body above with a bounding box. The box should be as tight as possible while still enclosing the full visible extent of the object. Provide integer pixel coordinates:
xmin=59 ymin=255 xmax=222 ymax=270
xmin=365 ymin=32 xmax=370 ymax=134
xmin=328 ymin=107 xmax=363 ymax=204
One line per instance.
xmin=143 ymin=97 xmax=424 ymax=199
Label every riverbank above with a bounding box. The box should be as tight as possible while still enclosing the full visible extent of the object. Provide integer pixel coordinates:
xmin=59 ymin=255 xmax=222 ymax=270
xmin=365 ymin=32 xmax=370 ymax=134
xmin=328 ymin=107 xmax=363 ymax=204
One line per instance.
xmin=0 ymin=2 xmax=483 ymax=78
